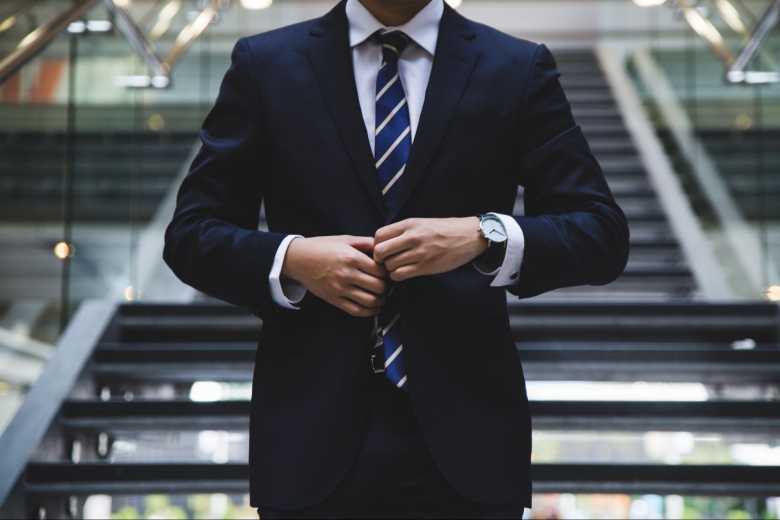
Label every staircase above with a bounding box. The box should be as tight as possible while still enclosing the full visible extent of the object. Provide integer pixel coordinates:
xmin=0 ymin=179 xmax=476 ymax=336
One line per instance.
xmin=699 ymin=128 xmax=780 ymax=221
xmin=0 ymin=130 xmax=196 ymax=223
xmin=2 ymin=50 xmax=779 ymax=519
xmin=536 ymin=50 xmax=697 ymax=300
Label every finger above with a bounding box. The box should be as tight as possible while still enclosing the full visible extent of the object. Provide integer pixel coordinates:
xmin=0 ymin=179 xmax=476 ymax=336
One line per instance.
xmin=345 ymin=287 xmax=383 ymax=309
xmin=345 ymin=235 xmax=375 ymax=255
xmin=339 ymin=297 xmax=378 ymax=317
xmin=350 ymin=270 xmax=387 ymax=295
xmin=350 ymin=250 xmax=388 ymax=278
xmin=384 ymin=249 xmax=420 ymax=272
xmin=374 ymin=219 xmax=411 ymax=245
xmin=374 ymin=232 xmax=415 ymax=263
xmin=390 ymin=264 xmax=419 ymax=282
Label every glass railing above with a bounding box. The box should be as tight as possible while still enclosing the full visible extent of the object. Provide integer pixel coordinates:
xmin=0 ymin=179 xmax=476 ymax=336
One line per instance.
xmin=0 ymin=0 xmax=227 ymax=434
xmin=625 ymin=0 xmax=780 ymax=299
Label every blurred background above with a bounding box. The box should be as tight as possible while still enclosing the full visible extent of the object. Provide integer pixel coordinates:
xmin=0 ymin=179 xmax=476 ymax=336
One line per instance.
xmin=0 ymin=0 xmax=779 ymax=518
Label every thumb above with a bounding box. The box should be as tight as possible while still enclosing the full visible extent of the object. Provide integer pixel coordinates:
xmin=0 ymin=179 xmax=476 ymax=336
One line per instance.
xmin=345 ymin=235 xmax=375 ymax=254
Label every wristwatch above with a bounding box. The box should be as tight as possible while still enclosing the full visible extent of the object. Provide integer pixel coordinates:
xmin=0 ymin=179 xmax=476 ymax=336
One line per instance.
xmin=475 ymin=213 xmax=508 ymax=272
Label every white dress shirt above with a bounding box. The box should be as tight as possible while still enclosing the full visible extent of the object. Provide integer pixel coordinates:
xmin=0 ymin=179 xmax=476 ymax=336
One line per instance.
xmin=268 ymin=0 xmax=525 ymax=309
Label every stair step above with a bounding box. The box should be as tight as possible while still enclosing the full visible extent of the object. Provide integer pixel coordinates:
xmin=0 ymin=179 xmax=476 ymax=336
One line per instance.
xmin=91 ymin=341 xmax=780 ymax=385
xmin=23 ymin=462 xmax=780 ymax=496
xmin=59 ymin=399 xmax=780 ymax=433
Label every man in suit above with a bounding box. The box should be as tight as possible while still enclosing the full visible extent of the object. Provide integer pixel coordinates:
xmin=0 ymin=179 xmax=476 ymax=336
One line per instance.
xmin=162 ymin=0 xmax=630 ymax=516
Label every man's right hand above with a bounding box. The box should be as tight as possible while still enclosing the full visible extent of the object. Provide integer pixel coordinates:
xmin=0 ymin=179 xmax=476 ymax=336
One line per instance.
xmin=281 ymin=235 xmax=388 ymax=317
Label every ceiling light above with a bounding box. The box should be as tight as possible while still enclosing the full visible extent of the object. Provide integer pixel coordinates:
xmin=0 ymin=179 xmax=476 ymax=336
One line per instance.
xmin=716 ymin=0 xmax=747 ymax=33
xmin=241 ymin=0 xmax=272 ymax=9
xmin=0 ymin=16 xmax=16 ymax=33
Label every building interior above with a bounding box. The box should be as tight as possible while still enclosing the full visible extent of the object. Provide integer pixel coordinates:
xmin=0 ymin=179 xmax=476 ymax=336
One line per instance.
xmin=0 ymin=0 xmax=779 ymax=518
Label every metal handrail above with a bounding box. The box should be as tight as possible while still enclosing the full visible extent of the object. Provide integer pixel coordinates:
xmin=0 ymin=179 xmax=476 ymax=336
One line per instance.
xmin=104 ymin=0 xmax=171 ymax=87
xmin=106 ymin=0 xmax=228 ymax=89
xmin=674 ymin=0 xmax=780 ymax=84
xmin=0 ymin=0 xmax=227 ymax=89
xmin=727 ymin=0 xmax=780 ymax=83
xmin=0 ymin=0 xmax=98 ymax=85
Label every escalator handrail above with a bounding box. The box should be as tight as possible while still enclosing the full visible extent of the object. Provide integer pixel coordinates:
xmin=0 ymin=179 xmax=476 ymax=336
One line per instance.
xmin=0 ymin=0 xmax=98 ymax=86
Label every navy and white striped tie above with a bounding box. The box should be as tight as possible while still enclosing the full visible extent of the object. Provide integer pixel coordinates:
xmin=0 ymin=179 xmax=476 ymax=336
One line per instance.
xmin=373 ymin=29 xmax=412 ymax=391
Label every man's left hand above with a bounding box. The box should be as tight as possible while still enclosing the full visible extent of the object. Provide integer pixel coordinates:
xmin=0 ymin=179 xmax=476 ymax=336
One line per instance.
xmin=373 ymin=217 xmax=488 ymax=281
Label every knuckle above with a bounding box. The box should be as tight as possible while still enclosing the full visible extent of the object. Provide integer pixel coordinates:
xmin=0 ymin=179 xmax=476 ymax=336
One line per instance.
xmin=343 ymin=253 xmax=358 ymax=267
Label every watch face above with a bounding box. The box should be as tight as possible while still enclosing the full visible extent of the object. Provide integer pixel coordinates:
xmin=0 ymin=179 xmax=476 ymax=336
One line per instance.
xmin=482 ymin=217 xmax=507 ymax=242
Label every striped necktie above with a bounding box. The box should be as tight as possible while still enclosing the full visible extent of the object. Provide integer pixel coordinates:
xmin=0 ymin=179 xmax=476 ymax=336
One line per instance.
xmin=372 ymin=29 xmax=412 ymax=391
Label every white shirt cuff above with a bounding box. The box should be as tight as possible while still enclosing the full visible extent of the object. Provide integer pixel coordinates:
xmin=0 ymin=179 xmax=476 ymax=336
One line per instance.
xmin=472 ymin=212 xmax=525 ymax=287
xmin=269 ymin=234 xmax=307 ymax=309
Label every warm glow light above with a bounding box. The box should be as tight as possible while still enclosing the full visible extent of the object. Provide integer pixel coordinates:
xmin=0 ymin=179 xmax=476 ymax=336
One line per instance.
xmin=18 ymin=28 xmax=43 ymax=49
xmin=147 ymin=113 xmax=166 ymax=131
xmin=240 ymin=0 xmax=273 ymax=10
xmin=683 ymin=8 xmax=724 ymax=46
xmin=0 ymin=16 xmax=16 ymax=33
xmin=176 ymin=8 xmax=214 ymax=46
xmin=735 ymin=113 xmax=753 ymax=129
xmin=716 ymin=0 xmax=747 ymax=33
xmin=53 ymin=241 xmax=72 ymax=259
xmin=150 ymin=0 xmax=182 ymax=40
xmin=124 ymin=285 xmax=135 ymax=301
xmin=767 ymin=285 xmax=780 ymax=301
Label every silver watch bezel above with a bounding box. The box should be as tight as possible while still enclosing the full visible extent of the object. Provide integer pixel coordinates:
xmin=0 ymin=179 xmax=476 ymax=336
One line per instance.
xmin=478 ymin=213 xmax=508 ymax=246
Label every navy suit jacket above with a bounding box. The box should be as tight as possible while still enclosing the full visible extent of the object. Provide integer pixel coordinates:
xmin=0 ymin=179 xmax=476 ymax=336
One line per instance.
xmin=163 ymin=0 xmax=629 ymax=510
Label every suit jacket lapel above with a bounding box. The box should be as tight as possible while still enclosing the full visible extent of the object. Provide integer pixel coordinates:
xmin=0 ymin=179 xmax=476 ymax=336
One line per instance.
xmin=304 ymin=0 xmax=386 ymax=220
xmin=386 ymin=3 xmax=480 ymax=224
xmin=304 ymin=1 xmax=480 ymax=225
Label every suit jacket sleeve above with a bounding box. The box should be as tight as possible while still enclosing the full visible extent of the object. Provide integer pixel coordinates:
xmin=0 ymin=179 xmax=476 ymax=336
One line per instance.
xmin=509 ymin=43 xmax=630 ymax=299
xmin=162 ymin=37 xmax=287 ymax=316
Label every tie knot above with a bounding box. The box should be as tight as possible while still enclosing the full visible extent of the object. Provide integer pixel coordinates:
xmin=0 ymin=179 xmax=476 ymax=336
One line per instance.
xmin=372 ymin=29 xmax=411 ymax=63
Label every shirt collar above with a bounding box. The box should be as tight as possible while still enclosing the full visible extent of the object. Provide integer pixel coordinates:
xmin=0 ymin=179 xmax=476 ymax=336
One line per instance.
xmin=345 ymin=0 xmax=443 ymax=56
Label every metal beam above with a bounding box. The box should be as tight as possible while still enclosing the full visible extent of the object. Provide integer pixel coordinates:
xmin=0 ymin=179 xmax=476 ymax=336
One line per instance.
xmin=0 ymin=301 xmax=115 ymax=507
xmin=0 ymin=0 xmax=98 ymax=85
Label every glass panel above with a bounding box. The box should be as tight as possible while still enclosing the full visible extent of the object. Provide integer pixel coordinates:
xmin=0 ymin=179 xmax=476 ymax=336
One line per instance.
xmin=0 ymin=0 xmax=224 ymax=435
xmin=67 ymin=0 xmax=221 ymax=313
xmin=627 ymin=0 xmax=780 ymax=299
xmin=0 ymin=2 xmax=76 ymax=434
